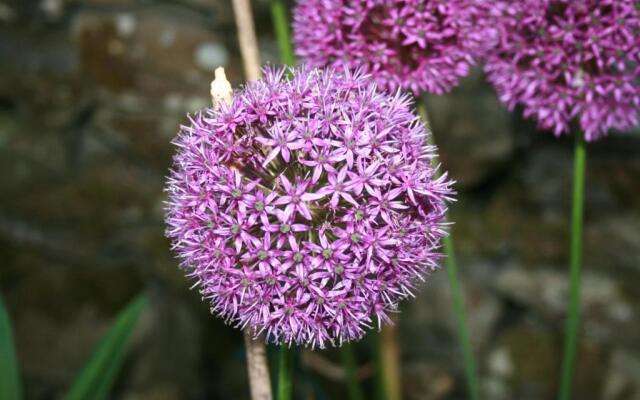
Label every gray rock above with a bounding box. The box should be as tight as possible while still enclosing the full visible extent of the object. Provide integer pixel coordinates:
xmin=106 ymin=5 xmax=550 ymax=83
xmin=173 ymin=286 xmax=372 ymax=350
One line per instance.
xmin=494 ymin=268 xmax=635 ymax=343
xmin=194 ymin=42 xmax=228 ymax=71
xmin=604 ymin=350 xmax=640 ymax=400
xmin=403 ymin=362 xmax=454 ymax=400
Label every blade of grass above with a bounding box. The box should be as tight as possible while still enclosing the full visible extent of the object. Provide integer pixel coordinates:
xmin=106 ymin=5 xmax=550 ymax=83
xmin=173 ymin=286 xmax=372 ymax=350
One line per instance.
xmin=65 ymin=293 xmax=147 ymax=400
xmin=418 ymin=101 xmax=480 ymax=400
xmin=0 ymin=295 xmax=22 ymax=400
xmin=558 ymin=131 xmax=587 ymax=400
xmin=270 ymin=0 xmax=296 ymax=66
xmin=340 ymin=343 xmax=364 ymax=400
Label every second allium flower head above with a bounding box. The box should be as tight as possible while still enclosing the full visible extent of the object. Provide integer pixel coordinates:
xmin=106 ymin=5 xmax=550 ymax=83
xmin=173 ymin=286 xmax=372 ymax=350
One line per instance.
xmin=293 ymin=0 xmax=497 ymax=95
xmin=485 ymin=0 xmax=640 ymax=141
xmin=165 ymin=66 xmax=454 ymax=348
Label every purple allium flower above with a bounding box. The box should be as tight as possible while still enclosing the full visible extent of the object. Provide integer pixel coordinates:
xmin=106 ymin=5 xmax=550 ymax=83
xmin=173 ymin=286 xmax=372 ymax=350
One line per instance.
xmin=165 ymin=66 xmax=454 ymax=348
xmin=292 ymin=0 xmax=497 ymax=95
xmin=485 ymin=0 xmax=640 ymax=141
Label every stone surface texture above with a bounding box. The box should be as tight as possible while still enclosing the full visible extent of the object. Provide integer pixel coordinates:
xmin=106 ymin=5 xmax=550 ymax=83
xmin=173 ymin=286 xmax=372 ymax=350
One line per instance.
xmin=1 ymin=1 xmax=639 ymax=399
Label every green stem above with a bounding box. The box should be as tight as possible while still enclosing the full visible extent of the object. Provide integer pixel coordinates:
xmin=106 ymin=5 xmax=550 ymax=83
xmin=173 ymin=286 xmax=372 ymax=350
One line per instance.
xmin=558 ymin=132 xmax=587 ymax=400
xmin=444 ymin=236 xmax=480 ymax=400
xmin=270 ymin=0 xmax=296 ymax=66
xmin=371 ymin=331 xmax=386 ymax=400
xmin=417 ymin=101 xmax=480 ymax=400
xmin=278 ymin=346 xmax=294 ymax=400
xmin=0 ymin=295 xmax=22 ymax=400
xmin=340 ymin=343 xmax=364 ymax=400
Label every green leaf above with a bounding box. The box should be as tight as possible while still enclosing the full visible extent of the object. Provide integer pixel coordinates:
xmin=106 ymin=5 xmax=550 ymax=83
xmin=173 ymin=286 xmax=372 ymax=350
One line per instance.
xmin=0 ymin=295 xmax=22 ymax=400
xmin=65 ymin=293 xmax=147 ymax=400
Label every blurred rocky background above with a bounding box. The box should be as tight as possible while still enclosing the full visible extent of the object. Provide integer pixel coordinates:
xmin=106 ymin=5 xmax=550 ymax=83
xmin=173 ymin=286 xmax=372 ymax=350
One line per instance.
xmin=1 ymin=0 xmax=639 ymax=399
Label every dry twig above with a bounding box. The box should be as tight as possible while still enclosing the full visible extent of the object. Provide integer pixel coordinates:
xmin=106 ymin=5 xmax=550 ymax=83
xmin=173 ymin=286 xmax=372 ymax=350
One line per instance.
xmin=231 ymin=0 xmax=262 ymax=81
xmin=210 ymin=66 xmax=272 ymax=400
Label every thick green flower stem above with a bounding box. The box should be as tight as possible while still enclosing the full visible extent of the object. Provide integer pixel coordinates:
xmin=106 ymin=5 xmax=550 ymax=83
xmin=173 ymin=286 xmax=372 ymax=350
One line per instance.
xmin=278 ymin=346 xmax=294 ymax=400
xmin=371 ymin=331 xmax=386 ymax=400
xmin=417 ymin=102 xmax=480 ymax=400
xmin=270 ymin=0 xmax=296 ymax=66
xmin=558 ymin=132 xmax=587 ymax=400
xmin=340 ymin=343 xmax=364 ymax=400
xmin=269 ymin=0 xmax=368 ymax=391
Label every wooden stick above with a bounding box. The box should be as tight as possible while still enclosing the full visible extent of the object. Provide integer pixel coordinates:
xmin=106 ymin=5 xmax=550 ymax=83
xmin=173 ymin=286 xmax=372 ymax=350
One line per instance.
xmin=244 ymin=331 xmax=274 ymax=400
xmin=210 ymin=67 xmax=272 ymax=400
xmin=381 ymin=324 xmax=402 ymax=400
xmin=231 ymin=0 xmax=262 ymax=81
xmin=226 ymin=2 xmax=272 ymax=396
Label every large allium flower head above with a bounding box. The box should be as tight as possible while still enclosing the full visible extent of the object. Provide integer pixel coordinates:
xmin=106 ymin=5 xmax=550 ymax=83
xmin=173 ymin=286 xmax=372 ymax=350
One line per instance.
xmin=485 ymin=0 xmax=640 ymax=141
xmin=293 ymin=0 xmax=497 ymax=95
xmin=165 ymin=65 xmax=454 ymax=348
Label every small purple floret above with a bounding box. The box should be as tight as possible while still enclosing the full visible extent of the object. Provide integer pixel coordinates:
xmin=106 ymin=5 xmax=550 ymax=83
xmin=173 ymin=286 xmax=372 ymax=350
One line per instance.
xmin=165 ymin=66 xmax=454 ymax=348
xmin=485 ymin=0 xmax=640 ymax=141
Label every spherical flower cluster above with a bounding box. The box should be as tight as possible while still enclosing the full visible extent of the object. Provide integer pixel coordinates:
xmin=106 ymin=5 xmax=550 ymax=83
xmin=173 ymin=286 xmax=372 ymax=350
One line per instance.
xmin=293 ymin=0 xmax=498 ymax=95
xmin=165 ymin=66 xmax=454 ymax=348
xmin=485 ymin=0 xmax=640 ymax=141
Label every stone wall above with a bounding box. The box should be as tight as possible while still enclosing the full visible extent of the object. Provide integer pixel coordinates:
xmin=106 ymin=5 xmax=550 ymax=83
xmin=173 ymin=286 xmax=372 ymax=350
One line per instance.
xmin=1 ymin=1 xmax=639 ymax=399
